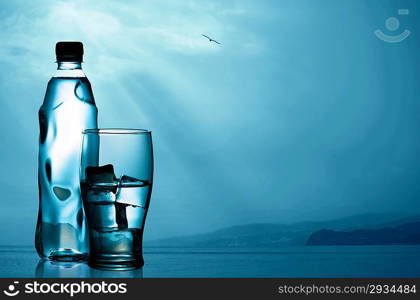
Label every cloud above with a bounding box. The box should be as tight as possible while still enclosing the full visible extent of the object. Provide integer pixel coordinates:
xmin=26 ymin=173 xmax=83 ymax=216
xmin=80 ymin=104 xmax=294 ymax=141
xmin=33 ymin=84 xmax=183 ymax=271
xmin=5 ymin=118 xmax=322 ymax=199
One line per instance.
xmin=0 ymin=0 xmax=263 ymax=79
xmin=219 ymin=8 xmax=246 ymax=15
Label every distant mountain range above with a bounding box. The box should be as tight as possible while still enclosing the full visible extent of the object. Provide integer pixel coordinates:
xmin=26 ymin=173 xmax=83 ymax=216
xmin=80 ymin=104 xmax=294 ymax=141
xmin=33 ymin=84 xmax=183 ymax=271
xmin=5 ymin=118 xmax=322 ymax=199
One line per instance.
xmin=145 ymin=213 xmax=420 ymax=248
xmin=307 ymin=221 xmax=420 ymax=245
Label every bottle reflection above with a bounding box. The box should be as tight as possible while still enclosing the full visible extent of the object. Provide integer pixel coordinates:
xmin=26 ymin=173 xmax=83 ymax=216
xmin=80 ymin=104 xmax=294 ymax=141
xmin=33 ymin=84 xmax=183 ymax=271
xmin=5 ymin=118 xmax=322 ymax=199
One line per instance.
xmin=35 ymin=259 xmax=90 ymax=278
xmin=35 ymin=259 xmax=143 ymax=278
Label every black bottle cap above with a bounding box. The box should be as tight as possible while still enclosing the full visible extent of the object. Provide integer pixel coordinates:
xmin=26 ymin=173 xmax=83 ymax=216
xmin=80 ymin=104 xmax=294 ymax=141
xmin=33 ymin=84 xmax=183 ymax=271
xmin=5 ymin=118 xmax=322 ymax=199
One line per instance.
xmin=55 ymin=41 xmax=84 ymax=62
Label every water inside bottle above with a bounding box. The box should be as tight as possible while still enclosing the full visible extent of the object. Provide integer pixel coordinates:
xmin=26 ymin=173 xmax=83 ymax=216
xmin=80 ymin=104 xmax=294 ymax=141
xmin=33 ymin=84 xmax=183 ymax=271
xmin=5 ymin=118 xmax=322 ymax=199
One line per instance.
xmin=36 ymin=76 xmax=98 ymax=261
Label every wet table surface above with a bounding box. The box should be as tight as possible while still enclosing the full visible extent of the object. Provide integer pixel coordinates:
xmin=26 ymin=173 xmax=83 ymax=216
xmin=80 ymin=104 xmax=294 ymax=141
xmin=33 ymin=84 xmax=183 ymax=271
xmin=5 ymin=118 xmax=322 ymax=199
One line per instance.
xmin=1 ymin=245 xmax=420 ymax=278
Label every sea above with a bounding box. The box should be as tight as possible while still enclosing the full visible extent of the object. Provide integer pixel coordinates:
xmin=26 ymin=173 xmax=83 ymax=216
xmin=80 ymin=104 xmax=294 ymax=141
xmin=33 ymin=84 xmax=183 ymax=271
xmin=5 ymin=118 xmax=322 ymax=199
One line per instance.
xmin=0 ymin=245 xmax=419 ymax=278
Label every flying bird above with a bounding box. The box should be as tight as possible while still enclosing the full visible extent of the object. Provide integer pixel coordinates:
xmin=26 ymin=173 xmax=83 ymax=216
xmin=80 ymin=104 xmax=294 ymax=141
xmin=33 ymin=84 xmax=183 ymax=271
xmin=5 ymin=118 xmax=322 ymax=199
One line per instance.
xmin=202 ymin=34 xmax=221 ymax=45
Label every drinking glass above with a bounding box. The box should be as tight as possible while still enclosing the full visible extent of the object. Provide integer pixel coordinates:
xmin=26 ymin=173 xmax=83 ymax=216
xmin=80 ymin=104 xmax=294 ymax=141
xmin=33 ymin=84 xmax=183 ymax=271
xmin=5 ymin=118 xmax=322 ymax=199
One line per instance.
xmin=80 ymin=128 xmax=153 ymax=270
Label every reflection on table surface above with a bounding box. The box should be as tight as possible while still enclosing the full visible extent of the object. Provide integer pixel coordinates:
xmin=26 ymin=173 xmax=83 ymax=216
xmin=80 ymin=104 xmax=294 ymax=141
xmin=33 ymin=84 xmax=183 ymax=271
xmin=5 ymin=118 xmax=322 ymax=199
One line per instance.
xmin=35 ymin=259 xmax=143 ymax=278
xmin=1 ymin=246 xmax=419 ymax=277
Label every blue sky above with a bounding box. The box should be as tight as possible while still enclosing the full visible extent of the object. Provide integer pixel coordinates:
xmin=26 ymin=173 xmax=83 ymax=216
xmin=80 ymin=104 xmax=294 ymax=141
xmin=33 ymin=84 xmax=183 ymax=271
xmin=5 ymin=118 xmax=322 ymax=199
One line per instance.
xmin=0 ymin=0 xmax=419 ymax=244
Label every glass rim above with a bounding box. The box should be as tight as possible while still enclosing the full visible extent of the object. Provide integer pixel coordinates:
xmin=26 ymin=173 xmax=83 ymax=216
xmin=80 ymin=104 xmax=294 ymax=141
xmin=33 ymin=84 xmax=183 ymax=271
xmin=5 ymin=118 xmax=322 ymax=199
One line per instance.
xmin=83 ymin=128 xmax=151 ymax=135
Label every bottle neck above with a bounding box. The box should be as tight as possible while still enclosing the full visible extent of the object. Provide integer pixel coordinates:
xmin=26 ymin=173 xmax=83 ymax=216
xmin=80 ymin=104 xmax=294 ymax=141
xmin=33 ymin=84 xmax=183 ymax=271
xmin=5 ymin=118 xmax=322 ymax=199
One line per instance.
xmin=54 ymin=61 xmax=85 ymax=78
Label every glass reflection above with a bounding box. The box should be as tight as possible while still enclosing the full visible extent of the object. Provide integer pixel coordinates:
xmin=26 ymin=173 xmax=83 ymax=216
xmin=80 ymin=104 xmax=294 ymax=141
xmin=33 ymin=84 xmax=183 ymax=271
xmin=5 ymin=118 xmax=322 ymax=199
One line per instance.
xmin=88 ymin=266 xmax=143 ymax=278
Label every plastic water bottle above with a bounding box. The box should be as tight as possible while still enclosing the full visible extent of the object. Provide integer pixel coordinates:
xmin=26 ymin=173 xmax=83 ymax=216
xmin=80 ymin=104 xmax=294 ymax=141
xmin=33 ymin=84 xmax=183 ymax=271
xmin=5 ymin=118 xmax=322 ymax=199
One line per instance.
xmin=36 ymin=42 xmax=98 ymax=260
